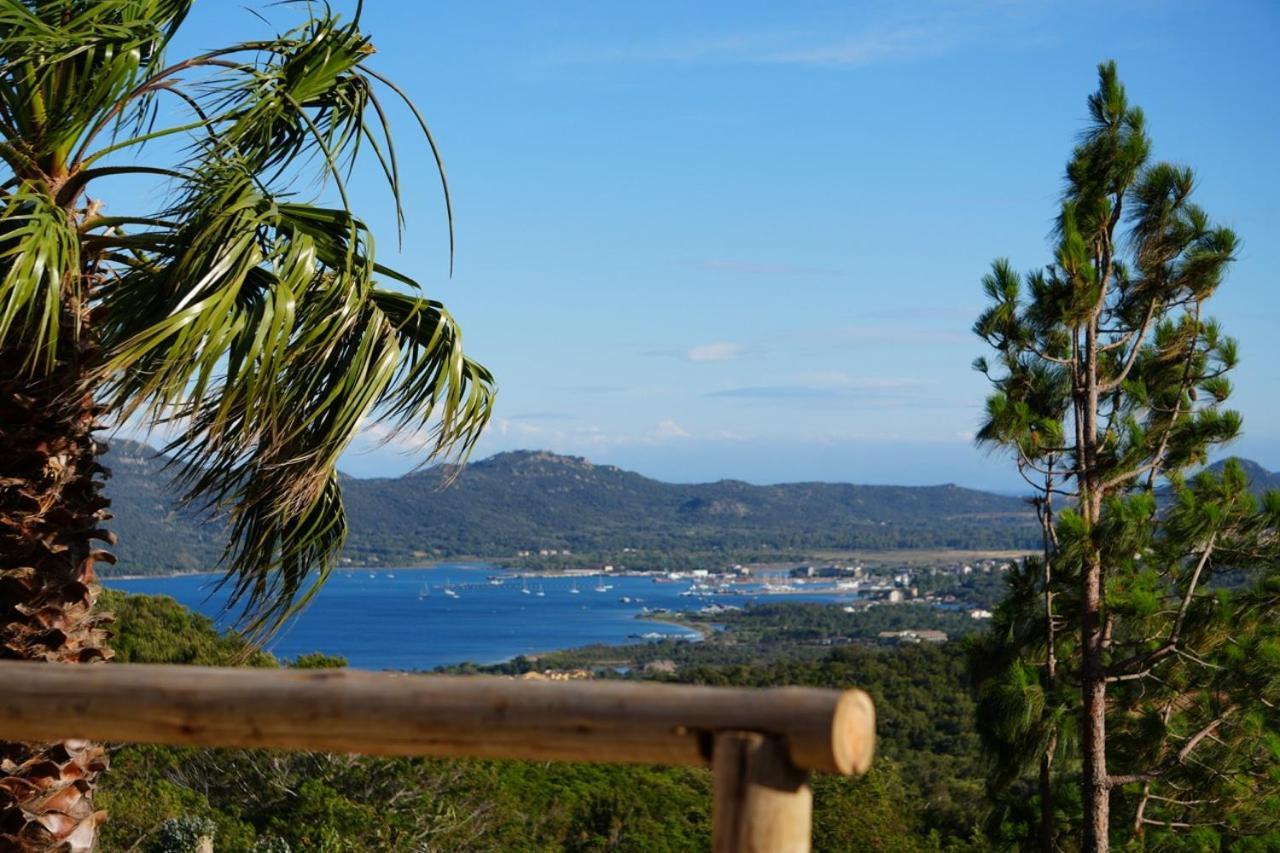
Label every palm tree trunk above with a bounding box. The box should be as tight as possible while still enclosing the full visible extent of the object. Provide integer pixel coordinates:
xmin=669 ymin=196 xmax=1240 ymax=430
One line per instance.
xmin=0 ymin=314 xmax=114 ymax=851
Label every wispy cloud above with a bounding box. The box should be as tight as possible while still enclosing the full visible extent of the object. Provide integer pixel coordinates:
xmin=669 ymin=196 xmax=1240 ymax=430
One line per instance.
xmin=708 ymin=385 xmax=840 ymax=400
xmin=507 ymin=411 xmax=580 ymax=422
xmin=787 ymin=323 xmax=972 ymax=348
xmin=549 ymin=384 xmax=629 ymax=395
xmin=483 ymin=417 xmax=695 ymax=453
xmin=762 ymin=28 xmax=937 ymax=68
xmin=687 ymin=341 xmax=744 ymax=362
xmin=548 ymin=3 xmax=1045 ymax=70
xmin=350 ymin=418 xmax=436 ymax=456
xmin=681 ymin=259 xmax=845 ymax=277
xmin=867 ymin=304 xmax=982 ymax=322
xmin=794 ymin=372 xmax=928 ymax=390
xmin=650 ymin=316 xmax=969 ymax=369
xmin=708 ymin=373 xmax=937 ymax=404
xmin=652 ymin=419 xmax=691 ymax=440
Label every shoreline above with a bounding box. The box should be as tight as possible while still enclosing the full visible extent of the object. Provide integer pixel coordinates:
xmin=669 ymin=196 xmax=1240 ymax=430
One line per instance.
xmin=642 ymin=611 xmax=716 ymax=640
xmin=488 ymin=611 xmax=709 ymax=669
xmin=101 ymin=546 xmax=1035 ymax=583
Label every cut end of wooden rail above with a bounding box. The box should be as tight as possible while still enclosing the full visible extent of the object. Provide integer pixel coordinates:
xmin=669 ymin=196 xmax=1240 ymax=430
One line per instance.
xmin=830 ymin=689 xmax=876 ymax=776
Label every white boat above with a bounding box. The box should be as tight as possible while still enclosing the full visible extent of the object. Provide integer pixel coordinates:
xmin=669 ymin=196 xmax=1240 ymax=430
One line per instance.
xmin=418 ymin=584 xmax=430 ymax=600
xmin=442 ymin=579 xmax=459 ymax=599
xmin=535 ymin=585 xmax=546 ymax=597
xmin=568 ymin=580 xmax=580 ymax=595
xmin=521 ymin=579 xmax=532 ymax=595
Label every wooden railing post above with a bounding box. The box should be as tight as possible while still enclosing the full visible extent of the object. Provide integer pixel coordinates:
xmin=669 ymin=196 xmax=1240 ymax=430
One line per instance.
xmin=712 ymin=730 xmax=812 ymax=853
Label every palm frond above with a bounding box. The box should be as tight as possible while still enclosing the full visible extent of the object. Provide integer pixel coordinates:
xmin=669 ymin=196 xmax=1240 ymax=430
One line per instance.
xmin=0 ymin=1 xmax=493 ymax=631
xmin=0 ymin=183 xmax=79 ymax=373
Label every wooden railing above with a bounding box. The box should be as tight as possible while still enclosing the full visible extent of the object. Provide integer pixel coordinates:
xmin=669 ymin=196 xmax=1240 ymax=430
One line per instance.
xmin=0 ymin=661 xmax=875 ymax=852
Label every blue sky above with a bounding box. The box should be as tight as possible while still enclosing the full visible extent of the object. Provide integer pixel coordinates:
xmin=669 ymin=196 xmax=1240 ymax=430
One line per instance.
xmin=149 ymin=1 xmax=1279 ymax=489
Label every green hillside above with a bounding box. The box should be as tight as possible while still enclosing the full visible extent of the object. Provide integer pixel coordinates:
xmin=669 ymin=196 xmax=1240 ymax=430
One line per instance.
xmin=338 ymin=449 xmax=1043 ymax=564
xmin=103 ymin=441 xmax=228 ymax=573
xmin=102 ymin=442 xmax=1042 ymax=574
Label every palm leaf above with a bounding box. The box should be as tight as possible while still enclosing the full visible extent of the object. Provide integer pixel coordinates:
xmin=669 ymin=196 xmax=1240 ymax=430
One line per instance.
xmin=0 ymin=0 xmax=494 ymax=632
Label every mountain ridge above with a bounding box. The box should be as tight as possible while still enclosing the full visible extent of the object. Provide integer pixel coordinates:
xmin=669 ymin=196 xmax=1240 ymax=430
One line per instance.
xmin=100 ymin=442 xmax=1278 ymax=574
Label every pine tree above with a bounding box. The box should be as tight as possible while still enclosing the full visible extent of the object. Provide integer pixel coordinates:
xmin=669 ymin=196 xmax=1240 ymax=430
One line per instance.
xmin=970 ymin=62 xmax=1280 ymax=850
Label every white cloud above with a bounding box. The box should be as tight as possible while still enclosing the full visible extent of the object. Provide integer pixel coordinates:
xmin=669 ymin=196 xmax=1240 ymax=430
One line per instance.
xmin=687 ymin=342 xmax=744 ymax=362
xmin=652 ymin=419 xmax=691 ymax=440
xmin=348 ymin=418 xmax=437 ymax=457
xmin=471 ymin=418 xmax=694 ymax=458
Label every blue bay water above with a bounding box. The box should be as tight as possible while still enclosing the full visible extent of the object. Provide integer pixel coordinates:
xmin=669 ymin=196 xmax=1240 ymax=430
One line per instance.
xmin=106 ymin=565 xmax=853 ymax=671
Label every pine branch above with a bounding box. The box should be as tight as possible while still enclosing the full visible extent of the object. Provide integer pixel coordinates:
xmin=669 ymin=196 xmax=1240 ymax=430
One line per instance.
xmin=1098 ymin=298 xmax=1160 ymax=393
xmin=1108 ymin=707 xmax=1237 ymax=787
xmin=1171 ymin=533 xmax=1216 ymax=642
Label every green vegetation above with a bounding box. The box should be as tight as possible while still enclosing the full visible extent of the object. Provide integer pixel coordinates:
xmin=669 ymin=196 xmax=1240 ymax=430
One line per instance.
xmin=681 ymin=602 xmax=981 ymax=645
xmin=98 ymin=589 xmax=994 ymax=851
xmin=972 ymin=62 xmax=1280 ymax=850
xmin=103 ymin=590 xmax=273 ymax=668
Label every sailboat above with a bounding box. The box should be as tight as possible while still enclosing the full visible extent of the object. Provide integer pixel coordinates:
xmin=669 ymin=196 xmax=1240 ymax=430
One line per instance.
xmin=418 ymin=583 xmax=430 ymax=600
xmin=521 ymin=578 xmax=532 ymax=595
xmin=443 ymin=579 xmax=460 ymax=599
xmin=568 ymin=579 xmax=580 ymax=595
xmin=535 ymin=584 xmax=546 ymax=597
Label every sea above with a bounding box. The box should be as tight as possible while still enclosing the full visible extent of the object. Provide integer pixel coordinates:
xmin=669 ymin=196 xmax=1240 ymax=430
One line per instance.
xmin=106 ymin=564 xmax=857 ymax=671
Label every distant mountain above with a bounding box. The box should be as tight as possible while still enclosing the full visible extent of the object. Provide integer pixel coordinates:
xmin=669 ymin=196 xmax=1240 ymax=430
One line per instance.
xmin=100 ymin=444 xmax=1049 ymax=574
xmin=1204 ymin=457 xmax=1280 ymax=493
xmin=97 ymin=445 xmax=1280 ymax=575
xmin=103 ymin=441 xmax=227 ymax=572
xmin=338 ymin=449 xmax=1040 ymax=564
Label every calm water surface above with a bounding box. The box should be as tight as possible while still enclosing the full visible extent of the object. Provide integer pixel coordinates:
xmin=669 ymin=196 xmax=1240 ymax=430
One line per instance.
xmin=107 ymin=564 xmax=852 ymax=670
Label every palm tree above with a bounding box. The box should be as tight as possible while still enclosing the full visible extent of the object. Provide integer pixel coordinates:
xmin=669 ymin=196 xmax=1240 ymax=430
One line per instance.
xmin=0 ymin=1 xmax=495 ymax=848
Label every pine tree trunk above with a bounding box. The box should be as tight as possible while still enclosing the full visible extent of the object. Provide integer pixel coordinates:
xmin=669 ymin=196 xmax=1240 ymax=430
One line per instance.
xmin=0 ymin=311 xmax=114 ymax=851
xmin=1080 ymin=551 xmax=1109 ymax=853
xmin=1039 ymin=734 xmax=1056 ymax=852
xmin=1079 ymin=312 xmax=1109 ymax=852
xmin=1038 ymin=483 xmax=1058 ymax=853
